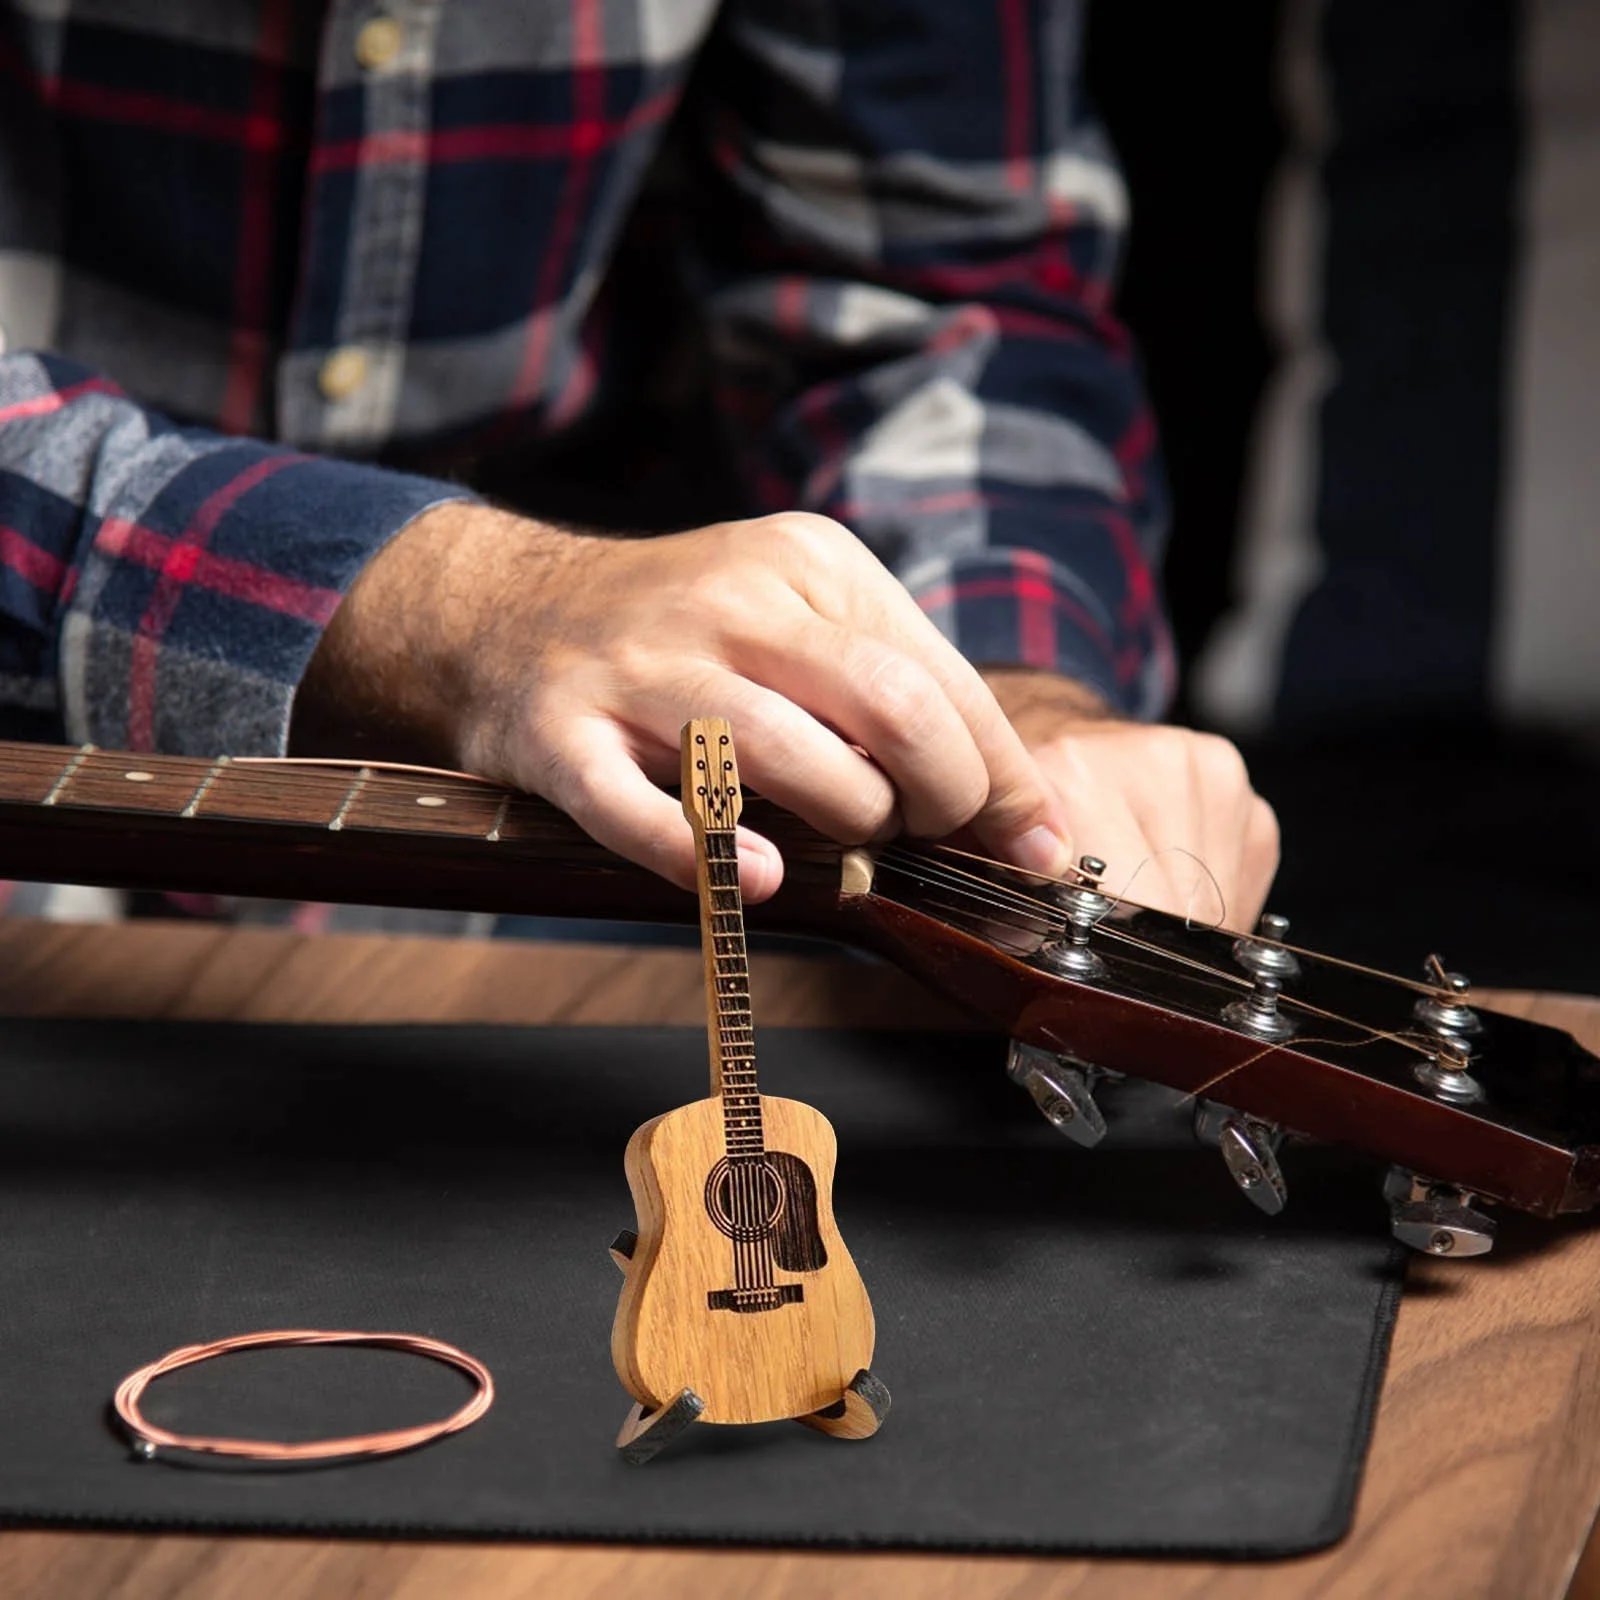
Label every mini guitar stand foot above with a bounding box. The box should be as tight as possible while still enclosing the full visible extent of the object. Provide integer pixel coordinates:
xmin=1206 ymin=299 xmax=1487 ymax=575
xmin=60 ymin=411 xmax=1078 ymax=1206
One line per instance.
xmin=796 ymin=1367 xmax=892 ymax=1440
xmin=616 ymin=1390 xmax=706 ymax=1464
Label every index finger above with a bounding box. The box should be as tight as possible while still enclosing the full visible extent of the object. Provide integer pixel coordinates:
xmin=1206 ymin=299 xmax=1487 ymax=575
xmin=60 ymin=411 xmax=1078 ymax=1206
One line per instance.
xmin=864 ymin=575 xmax=1077 ymax=877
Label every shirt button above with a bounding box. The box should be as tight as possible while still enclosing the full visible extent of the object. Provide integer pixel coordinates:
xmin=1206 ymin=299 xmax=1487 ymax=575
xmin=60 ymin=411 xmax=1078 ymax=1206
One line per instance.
xmin=318 ymin=346 xmax=370 ymax=402
xmin=353 ymin=15 xmax=404 ymax=71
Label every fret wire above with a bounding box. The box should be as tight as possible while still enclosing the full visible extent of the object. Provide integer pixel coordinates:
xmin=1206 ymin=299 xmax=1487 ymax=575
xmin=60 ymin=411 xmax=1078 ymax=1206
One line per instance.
xmin=180 ymin=754 xmax=230 ymax=818
xmin=484 ymin=793 xmax=511 ymax=843
xmin=40 ymin=744 xmax=94 ymax=806
xmin=326 ymin=767 xmax=371 ymax=831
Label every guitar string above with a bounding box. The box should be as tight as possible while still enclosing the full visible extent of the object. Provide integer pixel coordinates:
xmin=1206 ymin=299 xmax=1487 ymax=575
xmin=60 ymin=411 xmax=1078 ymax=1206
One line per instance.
xmin=709 ymin=837 xmax=746 ymax=1296
xmin=62 ymin=741 xmax=1455 ymax=1066
xmin=874 ymin=851 xmax=1440 ymax=1065
xmin=927 ymin=840 xmax=1230 ymax=933
xmin=923 ymin=840 xmax=1450 ymax=1000
xmin=43 ymin=751 xmax=1460 ymax=1010
xmin=903 ymin=862 xmax=1441 ymax=1058
xmin=28 ymin=749 xmax=1222 ymax=927
xmin=878 ymin=844 xmax=1452 ymax=1047
xmin=921 ymin=893 xmax=1446 ymax=1128
xmin=112 ymin=1329 xmax=494 ymax=1464
xmin=38 ymin=750 xmax=1285 ymax=949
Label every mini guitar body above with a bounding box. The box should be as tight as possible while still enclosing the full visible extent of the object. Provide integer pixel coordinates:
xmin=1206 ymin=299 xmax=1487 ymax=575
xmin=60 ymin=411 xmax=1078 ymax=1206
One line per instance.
xmin=611 ymin=1094 xmax=874 ymax=1423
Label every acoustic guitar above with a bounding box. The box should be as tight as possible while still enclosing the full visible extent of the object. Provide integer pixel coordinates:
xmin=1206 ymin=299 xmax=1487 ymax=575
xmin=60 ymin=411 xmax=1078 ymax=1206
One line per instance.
xmin=0 ymin=737 xmax=1597 ymax=1262
xmin=607 ymin=720 xmax=883 ymax=1462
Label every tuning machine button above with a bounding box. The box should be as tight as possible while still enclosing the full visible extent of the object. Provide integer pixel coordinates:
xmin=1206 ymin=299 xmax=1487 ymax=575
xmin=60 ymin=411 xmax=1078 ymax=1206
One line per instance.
xmin=1413 ymin=1038 xmax=1484 ymax=1105
xmin=1194 ymin=1099 xmax=1288 ymax=1215
xmin=1036 ymin=856 xmax=1110 ymax=981
xmin=1006 ymin=1041 xmax=1108 ymax=1148
xmin=1384 ymin=1168 xmax=1495 ymax=1257
xmin=1414 ymin=956 xmax=1484 ymax=1043
xmin=1223 ymin=912 xmax=1299 ymax=1041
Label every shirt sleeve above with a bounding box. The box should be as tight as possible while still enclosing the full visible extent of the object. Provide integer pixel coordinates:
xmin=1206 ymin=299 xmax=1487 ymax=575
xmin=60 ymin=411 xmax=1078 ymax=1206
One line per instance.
xmin=687 ymin=0 xmax=1174 ymax=717
xmin=0 ymin=350 xmax=474 ymax=755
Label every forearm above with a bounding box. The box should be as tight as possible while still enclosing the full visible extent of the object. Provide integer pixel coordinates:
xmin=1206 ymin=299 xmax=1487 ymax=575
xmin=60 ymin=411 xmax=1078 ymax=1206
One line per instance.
xmin=0 ymin=350 xmax=472 ymax=755
xmin=290 ymin=503 xmax=593 ymax=768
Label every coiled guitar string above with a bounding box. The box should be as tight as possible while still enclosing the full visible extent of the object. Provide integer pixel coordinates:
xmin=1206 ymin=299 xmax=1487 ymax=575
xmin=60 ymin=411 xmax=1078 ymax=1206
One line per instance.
xmin=113 ymin=1329 xmax=494 ymax=1465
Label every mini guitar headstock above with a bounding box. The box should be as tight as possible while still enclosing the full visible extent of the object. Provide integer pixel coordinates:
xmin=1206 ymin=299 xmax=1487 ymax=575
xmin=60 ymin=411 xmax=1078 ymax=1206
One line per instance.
xmin=682 ymin=718 xmax=742 ymax=840
xmin=849 ymin=843 xmax=1600 ymax=1260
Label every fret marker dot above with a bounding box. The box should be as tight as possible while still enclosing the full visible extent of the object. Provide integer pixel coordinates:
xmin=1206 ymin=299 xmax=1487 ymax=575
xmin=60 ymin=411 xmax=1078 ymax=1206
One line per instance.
xmin=416 ymin=795 xmax=447 ymax=808
xmin=123 ymin=771 xmax=155 ymax=783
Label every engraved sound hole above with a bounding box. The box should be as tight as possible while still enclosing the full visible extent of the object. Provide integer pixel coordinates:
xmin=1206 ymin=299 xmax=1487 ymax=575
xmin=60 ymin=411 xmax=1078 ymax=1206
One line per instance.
xmin=704 ymin=1158 xmax=786 ymax=1242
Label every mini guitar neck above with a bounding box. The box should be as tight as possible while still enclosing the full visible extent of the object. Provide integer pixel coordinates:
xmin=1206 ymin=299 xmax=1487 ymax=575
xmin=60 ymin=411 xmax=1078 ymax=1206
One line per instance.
xmin=606 ymin=719 xmax=888 ymax=1461
xmin=688 ymin=721 xmax=763 ymax=1157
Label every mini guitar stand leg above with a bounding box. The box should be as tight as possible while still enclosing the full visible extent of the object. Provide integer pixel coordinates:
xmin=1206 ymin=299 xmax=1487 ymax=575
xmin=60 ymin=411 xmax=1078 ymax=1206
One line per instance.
xmin=607 ymin=1230 xmax=886 ymax=1457
xmin=796 ymin=1368 xmax=892 ymax=1441
xmin=616 ymin=1389 xmax=707 ymax=1464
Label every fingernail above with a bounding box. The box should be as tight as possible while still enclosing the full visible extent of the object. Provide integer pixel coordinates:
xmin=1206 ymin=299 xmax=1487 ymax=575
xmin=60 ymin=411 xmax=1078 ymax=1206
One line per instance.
xmin=1007 ymin=825 xmax=1071 ymax=877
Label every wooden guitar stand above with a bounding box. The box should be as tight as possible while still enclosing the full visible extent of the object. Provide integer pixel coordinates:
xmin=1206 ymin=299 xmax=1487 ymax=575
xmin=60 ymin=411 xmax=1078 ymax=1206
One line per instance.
xmin=609 ymin=1229 xmax=891 ymax=1465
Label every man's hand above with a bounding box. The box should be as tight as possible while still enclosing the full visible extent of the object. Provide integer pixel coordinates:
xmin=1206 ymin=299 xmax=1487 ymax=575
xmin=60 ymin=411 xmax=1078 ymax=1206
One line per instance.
xmin=294 ymin=505 xmax=1075 ymax=901
xmin=982 ymin=668 xmax=1280 ymax=931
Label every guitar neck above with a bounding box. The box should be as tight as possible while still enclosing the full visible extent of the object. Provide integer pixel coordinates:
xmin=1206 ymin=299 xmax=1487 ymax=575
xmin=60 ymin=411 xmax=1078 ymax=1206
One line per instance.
xmin=0 ymin=740 xmax=843 ymax=928
xmin=696 ymin=826 xmax=763 ymax=1153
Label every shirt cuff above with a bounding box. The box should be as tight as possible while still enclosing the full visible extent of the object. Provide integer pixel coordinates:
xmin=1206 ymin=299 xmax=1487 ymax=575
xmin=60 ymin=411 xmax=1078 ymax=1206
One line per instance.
xmin=64 ymin=444 xmax=477 ymax=756
xmin=901 ymin=546 xmax=1140 ymax=717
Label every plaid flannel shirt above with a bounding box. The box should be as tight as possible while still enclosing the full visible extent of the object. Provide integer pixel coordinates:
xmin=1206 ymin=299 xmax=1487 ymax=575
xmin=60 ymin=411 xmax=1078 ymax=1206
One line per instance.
xmin=0 ymin=0 xmax=1172 ymax=763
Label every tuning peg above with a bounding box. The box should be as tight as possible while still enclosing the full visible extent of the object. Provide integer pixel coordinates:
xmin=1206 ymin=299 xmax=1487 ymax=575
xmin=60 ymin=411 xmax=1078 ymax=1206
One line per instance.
xmin=1234 ymin=912 xmax=1302 ymax=981
xmin=1384 ymin=1168 xmax=1495 ymax=1257
xmin=1037 ymin=856 xmax=1110 ymax=980
xmin=1223 ymin=911 xmax=1300 ymax=1040
xmin=1414 ymin=955 xmax=1484 ymax=1041
xmin=1006 ymin=1041 xmax=1107 ymax=1148
xmin=1413 ymin=1037 xmax=1484 ymax=1105
xmin=1193 ymin=1100 xmax=1288 ymax=1215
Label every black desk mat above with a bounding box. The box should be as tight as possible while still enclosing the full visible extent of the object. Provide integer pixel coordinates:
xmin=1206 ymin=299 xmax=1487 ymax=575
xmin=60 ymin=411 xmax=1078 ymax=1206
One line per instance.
xmin=0 ymin=1020 xmax=1402 ymax=1555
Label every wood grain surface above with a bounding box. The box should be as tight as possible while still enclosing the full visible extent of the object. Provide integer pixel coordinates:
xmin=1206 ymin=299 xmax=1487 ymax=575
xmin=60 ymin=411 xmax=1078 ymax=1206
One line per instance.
xmin=0 ymin=920 xmax=1597 ymax=1600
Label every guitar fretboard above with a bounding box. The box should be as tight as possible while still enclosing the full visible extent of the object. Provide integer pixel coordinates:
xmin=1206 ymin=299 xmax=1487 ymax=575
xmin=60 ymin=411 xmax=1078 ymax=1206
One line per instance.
xmin=703 ymin=827 xmax=764 ymax=1158
xmin=0 ymin=742 xmax=537 ymax=840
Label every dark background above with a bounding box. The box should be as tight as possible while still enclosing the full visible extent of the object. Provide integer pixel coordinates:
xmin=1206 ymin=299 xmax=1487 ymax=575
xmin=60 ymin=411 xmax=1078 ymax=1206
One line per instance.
xmin=1086 ymin=2 xmax=1599 ymax=995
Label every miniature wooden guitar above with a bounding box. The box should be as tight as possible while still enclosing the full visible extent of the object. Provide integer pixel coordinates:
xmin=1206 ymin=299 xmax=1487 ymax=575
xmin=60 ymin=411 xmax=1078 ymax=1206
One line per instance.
xmin=606 ymin=719 xmax=885 ymax=1462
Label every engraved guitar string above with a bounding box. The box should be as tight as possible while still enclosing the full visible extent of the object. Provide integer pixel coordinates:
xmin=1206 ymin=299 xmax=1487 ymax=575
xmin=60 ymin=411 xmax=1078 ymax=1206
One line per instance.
xmin=695 ymin=738 xmax=779 ymax=1308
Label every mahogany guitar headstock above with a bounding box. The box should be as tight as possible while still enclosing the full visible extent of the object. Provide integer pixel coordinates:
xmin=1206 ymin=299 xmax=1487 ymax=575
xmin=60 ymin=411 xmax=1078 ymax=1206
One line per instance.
xmin=855 ymin=844 xmax=1600 ymax=1260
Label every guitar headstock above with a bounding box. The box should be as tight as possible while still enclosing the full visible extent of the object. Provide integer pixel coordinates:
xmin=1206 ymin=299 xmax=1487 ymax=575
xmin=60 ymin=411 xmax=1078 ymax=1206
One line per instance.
xmin=854 ymin=844 xmax=1600 ymax=1258
xmin=681 ymin=718 xmax=742 ymax=838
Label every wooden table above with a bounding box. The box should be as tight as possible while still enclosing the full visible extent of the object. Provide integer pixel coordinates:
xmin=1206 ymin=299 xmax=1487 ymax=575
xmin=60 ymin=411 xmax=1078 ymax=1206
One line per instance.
xmin=0 ymin=918 xmax=1597 ymax=1600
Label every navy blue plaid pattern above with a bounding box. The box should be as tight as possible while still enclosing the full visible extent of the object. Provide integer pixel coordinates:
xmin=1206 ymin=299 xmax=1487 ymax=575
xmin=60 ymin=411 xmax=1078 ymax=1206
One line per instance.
xmin=0 ymin=0 xmax=1171 ymax=765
